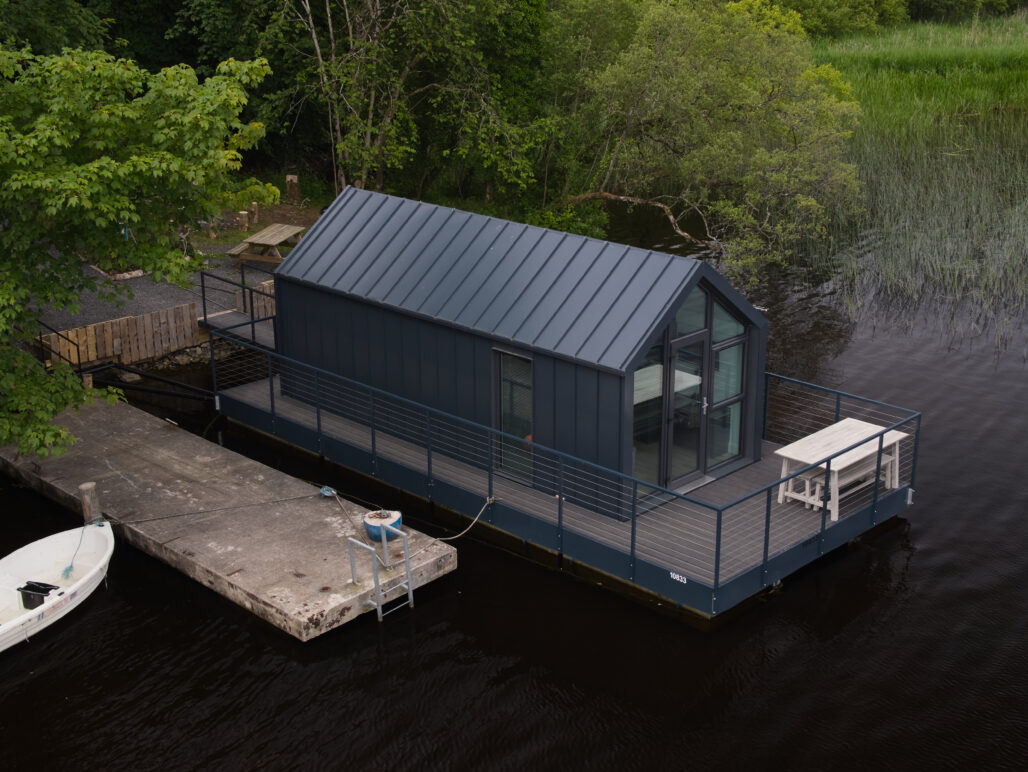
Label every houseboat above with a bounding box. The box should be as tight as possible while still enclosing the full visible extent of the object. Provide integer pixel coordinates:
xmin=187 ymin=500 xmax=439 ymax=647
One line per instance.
xmin=204 ymin=188 xmax=921 ymax=618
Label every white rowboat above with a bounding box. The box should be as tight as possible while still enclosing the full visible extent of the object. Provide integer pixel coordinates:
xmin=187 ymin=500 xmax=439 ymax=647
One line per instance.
xmin=0 ymin=521 xmax=115 ymax=653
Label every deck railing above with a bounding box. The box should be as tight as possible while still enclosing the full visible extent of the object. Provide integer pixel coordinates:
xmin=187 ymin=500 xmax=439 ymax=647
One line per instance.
xmin=210 ymin=333 xmax=921 ymax=615
xmin=198 ymin=268 xmax=276 ymax=347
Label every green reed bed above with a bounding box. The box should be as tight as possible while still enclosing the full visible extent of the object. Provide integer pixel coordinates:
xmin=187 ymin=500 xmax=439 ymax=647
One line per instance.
xmin=812 ymin=12 xmax=1028 ymax=346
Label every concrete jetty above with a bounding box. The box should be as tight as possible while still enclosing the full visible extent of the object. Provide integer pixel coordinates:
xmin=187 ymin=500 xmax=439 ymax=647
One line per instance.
xmin=0 ymin=400 xmax=457 ymax=640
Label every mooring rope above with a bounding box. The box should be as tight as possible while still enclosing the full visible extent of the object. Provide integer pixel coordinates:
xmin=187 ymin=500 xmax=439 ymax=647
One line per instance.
xmin=61 ymin=519 xmax=101 ymax=580
xmin=319 ymin=485 xmax=496 ymax=566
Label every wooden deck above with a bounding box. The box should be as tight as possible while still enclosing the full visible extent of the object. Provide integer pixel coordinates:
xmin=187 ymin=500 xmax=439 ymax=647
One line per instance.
xmin=221 ymin=376 xmax=867 ymax=588
xmin=202 ymin=310 xmax=276 ymax=350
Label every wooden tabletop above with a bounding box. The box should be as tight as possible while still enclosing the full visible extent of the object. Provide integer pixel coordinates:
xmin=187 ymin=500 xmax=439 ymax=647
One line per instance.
xmin=774 ymin=417 xmax=908 ymax=467
xmin=243 ymin=223 xmax=306 ymax=246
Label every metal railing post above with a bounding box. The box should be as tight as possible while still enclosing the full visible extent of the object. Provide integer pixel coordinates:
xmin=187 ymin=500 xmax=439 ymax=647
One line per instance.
xmin=834 ymin=392 xmax=842 ymax=422
xmin=630 ymin=480 xmax=638 ymax=581
xmin=487 ymin=433 xmax=494 ymax=499
xmin=426 ymin=411 xmax=433 ymax=498
xmin=369 ymin=390 xmax=377 ymax=475
xmin=713 ymin=508 xmax=723 ymax=595
xmin=209 ymin=333 xmax=219 ymax=402
xmin=315 ymin=370 xmax=323 ymax=455
xmin=200 ymin=273 xmax=208 ymax=323
xmin=871 ymin=434 xmax=885 ymax=524
xmin=819 ymin=460 xmax=831 ymax=552
xmin=910 ymin=414 xmax=922 ymax=489
xmin=557 ymin=456 xmax=564 ymax=554
xmin=762 ymin=371 xmax=770 ymax=439
xmin=267 ymin=354 xmax=276 ymax=430
xmin=240 ymin=262 xmax=248 ymax=315
xmin=762 ymin=488 xmax=772 ymax=586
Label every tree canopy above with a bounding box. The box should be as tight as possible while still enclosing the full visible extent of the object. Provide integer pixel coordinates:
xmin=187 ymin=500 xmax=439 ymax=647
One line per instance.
xmin=0 ymin=47 xmax=277 ymax=456
xmin=539 ymin=0 xmax=863 ymax=271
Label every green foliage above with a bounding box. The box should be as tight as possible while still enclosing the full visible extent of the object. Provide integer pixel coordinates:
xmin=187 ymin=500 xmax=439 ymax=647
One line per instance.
xmin=0 ymin=0 xmax=110 ymax=53
xmin=87 ymin=0 xmax=190 ymax=71
xmin=774 ymin=0 xmax=908 ymax=36
xmin=265 ymin=0 xmax=548 ymax=198
xmin=523 ymin=201 xmax=609 ymax=239
xmin=168 ymin=0 xmax=267 ymax=76
xmin=0 ymin=47 xmax=278 ymax=456
xmin=908 ymin=0 xmax=1020 ymax=21
xmin=543 ymin=0 xmax=863 ymax=278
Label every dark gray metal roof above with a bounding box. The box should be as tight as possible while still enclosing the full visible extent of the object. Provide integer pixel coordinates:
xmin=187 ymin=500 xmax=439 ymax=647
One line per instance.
xmin=277 ymin=187 xmax=750 ymax=373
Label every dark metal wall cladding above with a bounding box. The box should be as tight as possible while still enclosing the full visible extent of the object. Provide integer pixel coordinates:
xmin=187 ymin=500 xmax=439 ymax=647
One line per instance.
xmin=275 ymin=282 xmax=624 ymax=468
xmin=277 ymin=187 xmax=701 ymax=373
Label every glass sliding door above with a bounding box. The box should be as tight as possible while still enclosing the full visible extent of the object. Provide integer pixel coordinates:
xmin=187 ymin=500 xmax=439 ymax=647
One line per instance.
xmin=668 ymin=341 xmax=704 ymax=484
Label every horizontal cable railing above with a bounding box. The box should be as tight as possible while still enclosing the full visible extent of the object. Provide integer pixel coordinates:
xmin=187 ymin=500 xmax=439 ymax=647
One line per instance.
xmin=211 ymin=336 xmax=921 ymax=605
xmin=198 ymin=269 xmax=276 ymax=326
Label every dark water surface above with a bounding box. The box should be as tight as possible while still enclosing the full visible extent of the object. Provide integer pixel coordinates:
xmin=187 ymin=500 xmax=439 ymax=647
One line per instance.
xmin=2 ymin=294 xmax=1027 ymax=770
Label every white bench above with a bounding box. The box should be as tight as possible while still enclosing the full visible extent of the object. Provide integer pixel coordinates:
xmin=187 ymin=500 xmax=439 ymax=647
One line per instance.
xmin=790 ymin=453 xmax=894 ymax=513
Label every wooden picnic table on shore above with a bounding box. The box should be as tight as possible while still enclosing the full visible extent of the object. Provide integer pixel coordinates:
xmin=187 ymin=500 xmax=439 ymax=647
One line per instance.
xmin=227 ymin=223 xmax=307 ymax=264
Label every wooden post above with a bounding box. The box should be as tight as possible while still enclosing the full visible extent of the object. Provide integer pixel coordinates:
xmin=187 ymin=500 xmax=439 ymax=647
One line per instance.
xmin=82 ymin=373 xmax=93 ymax=389
xmin=237 ymin=211 xmax=249 ymax=231
xmin=78 ymin=481 xmax=101 ymax=524
xmin=286 ymin=174 xmax=300 ymax=204
xmin=250 ymin=200 xmax=259 ymax=224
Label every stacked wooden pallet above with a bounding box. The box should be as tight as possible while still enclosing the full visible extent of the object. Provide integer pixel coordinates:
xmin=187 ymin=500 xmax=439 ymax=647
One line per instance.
xmin=43 ymin=302 xmax=205 ymax=368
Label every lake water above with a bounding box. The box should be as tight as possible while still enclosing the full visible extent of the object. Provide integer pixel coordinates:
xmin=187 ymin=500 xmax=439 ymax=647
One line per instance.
xmin=2 ymin=280 xmax=1026 ymax=769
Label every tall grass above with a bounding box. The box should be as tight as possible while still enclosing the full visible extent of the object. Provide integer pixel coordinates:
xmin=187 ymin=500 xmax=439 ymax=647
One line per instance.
xmin=811 ymin=11 xmax=1028 ymax=348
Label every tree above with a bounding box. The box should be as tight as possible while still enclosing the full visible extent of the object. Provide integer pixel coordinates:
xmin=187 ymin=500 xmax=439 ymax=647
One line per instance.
xmin=0 ymin=0 xmax=110 ymax=54
xmin=543 ymin=0 xmax=863 ymax=275
xmin=0 ymin=47 xmax=278 ymax=456
xmin=266 ymin=0 xmax=542 ymax=195
xmin=773 ymin=0 xmax=908 ymax=36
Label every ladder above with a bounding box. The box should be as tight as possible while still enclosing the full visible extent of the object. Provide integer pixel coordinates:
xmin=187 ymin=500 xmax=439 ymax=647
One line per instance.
xmin=347 ymin=523 xmax=414 ymax=621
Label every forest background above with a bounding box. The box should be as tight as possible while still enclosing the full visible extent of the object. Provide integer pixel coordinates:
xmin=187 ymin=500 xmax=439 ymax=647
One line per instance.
xmin=1 ymin=0 xmax=1027 ymax=454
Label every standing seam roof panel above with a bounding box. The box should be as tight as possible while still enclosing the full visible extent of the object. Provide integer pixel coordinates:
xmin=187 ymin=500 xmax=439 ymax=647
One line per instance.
xmin=473 ymin=231 xmax=571 ymax=333
xmin=276 ymin=187 xmax=721 ymax=373
xmin=386 ymin=211 xmax=483 ymax=310
xmin=421 ymin=218 xmax=522 ymax=318
xmin=532 ymin=241 xmax=628 ymax=354
xmin=593 ymin=255 xmax=692 ymax=370
xmin=349 ymin=202 xmax=440 ymax=299
xmin=324 ymin=197 xmax=408 ymax=291
xmin=283 ymin=187 xmax=368 ymax=280
xmin=359 ymin=207 xmax=460 ymax=300
xmin=559 ymin=243 xmax=644 ymax=360
xmin=507 ymin=238 xmax=603 ymax=347
xmin=437 ymin=227 xmax=546 ymax=322
xmin=398 ymin=217 xmax=508 ymax=313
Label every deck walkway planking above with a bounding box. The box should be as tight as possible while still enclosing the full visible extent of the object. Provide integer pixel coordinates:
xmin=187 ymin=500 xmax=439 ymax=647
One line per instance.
xmin=222 ymin=377 xmax=849 ymax=588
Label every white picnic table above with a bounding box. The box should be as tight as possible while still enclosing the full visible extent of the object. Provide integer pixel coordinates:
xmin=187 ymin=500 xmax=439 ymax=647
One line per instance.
xmin=774 ymin=417 xmax=908 ymax=521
